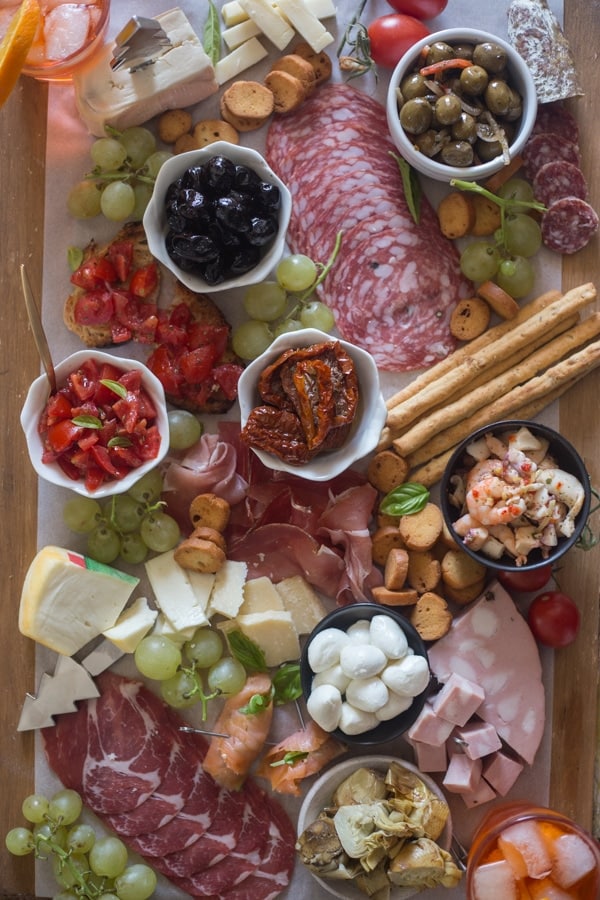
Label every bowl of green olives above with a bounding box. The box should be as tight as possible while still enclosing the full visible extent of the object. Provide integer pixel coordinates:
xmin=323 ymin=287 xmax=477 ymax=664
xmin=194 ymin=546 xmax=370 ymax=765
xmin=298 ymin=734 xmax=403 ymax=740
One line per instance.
xmin=386 ymin=28 xmax=537 ymax=182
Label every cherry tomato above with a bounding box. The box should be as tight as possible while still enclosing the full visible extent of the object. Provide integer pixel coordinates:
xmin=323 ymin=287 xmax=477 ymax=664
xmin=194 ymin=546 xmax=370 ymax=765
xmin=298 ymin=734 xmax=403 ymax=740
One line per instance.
xmin=527 ymin=591 xmax=580 ymax=648
xmin=367 ymin=14 xmax=431 ymax=69
xmin=497 ymin=564 xmax=553 ymax=594
xmin=385 ymin=0 xmax=448 ymax=19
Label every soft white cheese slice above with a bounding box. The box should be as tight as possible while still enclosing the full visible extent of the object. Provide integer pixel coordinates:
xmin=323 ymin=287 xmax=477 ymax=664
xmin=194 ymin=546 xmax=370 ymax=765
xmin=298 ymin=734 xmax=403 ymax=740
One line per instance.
xmin=19 ymin=547 xmax=139 ymax=656
xmin=73 ymin=7 xmax=218 ymax=137
xmin=223 ymin=18 xmax=262 ymax=51
xmin=207 ymin=560 xmax=248 ymax=618
xmin=102 ymin=596 xmax=158 ymax=653
xmin=238 ymin=0 xmax=294 ymax=49
xmin=215 ymin=36 xmax=268 ymax=84
xmin=151 ymin=612 xmax=198 ymax=646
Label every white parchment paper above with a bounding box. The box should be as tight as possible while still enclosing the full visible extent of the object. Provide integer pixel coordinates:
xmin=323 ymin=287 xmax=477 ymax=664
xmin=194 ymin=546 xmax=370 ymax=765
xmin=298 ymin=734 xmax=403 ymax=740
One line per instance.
xmin=35 ymin=0 xmax=566 ymax=896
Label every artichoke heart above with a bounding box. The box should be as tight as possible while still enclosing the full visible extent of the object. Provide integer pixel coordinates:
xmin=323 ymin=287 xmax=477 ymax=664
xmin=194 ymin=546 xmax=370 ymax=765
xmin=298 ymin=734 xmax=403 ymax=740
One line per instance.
xmin=334 ymin=802 xmax=416 ymax=863
xmin=332 ymin=767 xmax=389 ymax=808
xmin=388 ymin=837 xmax=463 ymax=889
xmin=386 ymin=762 xmax=449 ymax=841
xmin=355 ymin=860 xmax=392 ymax=900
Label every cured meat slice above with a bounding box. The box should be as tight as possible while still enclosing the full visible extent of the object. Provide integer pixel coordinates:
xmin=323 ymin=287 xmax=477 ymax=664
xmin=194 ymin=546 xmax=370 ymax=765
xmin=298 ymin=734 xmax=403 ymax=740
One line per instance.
xmin=532 ymin=160 xmax=588 ymax=208
xmin=532 ymin=101 xmax=580 ymax=142
xmin=541 ymin=196 xmax=600 ymax=254
xmin=522 ymin=131 xmax=581 ymax=182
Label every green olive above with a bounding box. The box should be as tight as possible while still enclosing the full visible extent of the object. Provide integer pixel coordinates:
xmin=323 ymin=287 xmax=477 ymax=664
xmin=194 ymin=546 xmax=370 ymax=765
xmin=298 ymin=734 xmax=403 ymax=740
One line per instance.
xmin=440 ymin=140 xmax=474 ymax=167
xmin=475 ymin=138 xmax=503 ymax=162
xmin=472 ymin=41 xmax=507 ymax=74
xmin=502 ymin=87 xmax=523 ymax=122
xmin=452 ymin=112 xmax=478 ymax=143
xmin=451 ymin=42 xmax=474 ymax=60
xmin=400 ymin=72 xmax=429 ymax=101
xmin=399 ymin=97 xmax=433 ymax=135
xmin=485 ymin=79 xmax=512 ymax=116
xmin=413 ymin=129 xmax=442 ymax=157
xmin=425 ymin=41 xmax=455 ymax=64
xmin=434 ymin=93 xmax=462 ymax=125
xmin=459 ymin=65 xmax=489 ymax=97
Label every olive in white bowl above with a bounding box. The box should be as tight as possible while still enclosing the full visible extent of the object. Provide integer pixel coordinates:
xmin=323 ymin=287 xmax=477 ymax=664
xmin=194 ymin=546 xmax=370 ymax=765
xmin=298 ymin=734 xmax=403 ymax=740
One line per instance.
xmin=386 ymin=28 xmax=537 ymax=182
xmin=143 ymin=141 xmax=291 ymax=293
xmin=237 ymin=329 xmax=387 ymax=482
xmin=20 ymin=350 xmax=169 ymax=499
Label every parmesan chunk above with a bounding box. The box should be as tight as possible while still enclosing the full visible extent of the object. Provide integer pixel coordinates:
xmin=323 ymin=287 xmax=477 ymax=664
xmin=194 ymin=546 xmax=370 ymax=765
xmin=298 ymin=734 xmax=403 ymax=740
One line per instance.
xmin=235 ymin=610 xmax=301 ymax=666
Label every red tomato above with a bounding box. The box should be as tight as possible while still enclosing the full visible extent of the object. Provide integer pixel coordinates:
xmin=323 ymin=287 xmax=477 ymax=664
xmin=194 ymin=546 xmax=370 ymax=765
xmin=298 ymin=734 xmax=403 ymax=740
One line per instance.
xmin=367 ymin=14 xmax=430 ymax=69
xmin=385 ymin=0 xmax=447 ymax=18
xmin=527 ymin=592 xmax=580 ymax=648
xmin=497 ymin=564 xmax=553 ymax=594
xmin=129 ymin=262 xmax=159 ymax=298
xmin=70 ymin=257 xmax=117 ymax=290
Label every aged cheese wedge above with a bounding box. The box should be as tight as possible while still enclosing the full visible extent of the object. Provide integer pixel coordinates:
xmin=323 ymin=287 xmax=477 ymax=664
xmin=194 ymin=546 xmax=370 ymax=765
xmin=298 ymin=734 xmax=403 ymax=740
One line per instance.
xmin=234 ymin=609 xmax=301 ymax=667
xmin=274 ymin=574 xmax=327 ymax=634
xmin=145 ymin=549 xmax=212 ymax=633
xmin=207 ymin=560 xmax=248 ymax=617
xmin=239 ymin=575 xmax=285 ymax=615
xmin=19 ymin=547 xmax=138 ymax=656
xmin=102 ymin=596 xmax=158 ymax=653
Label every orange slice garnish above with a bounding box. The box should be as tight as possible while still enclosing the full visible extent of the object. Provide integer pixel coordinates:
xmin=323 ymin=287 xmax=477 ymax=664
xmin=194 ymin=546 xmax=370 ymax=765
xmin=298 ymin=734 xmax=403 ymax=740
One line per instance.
xmin=0 ymin=0 xmax=42 ymax=107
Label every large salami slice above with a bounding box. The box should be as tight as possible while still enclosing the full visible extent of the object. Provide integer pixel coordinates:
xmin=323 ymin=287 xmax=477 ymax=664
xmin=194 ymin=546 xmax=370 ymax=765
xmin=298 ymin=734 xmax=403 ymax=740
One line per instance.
xmin=522 ymin=131 xmax=581 ymax=182
xmin=541 ymin=196 xmax=600 ymax=254
xmin=532 ymin=101 xmax=580 ymax=142
xmin=532 ymin=160 xmax=588 ymax=208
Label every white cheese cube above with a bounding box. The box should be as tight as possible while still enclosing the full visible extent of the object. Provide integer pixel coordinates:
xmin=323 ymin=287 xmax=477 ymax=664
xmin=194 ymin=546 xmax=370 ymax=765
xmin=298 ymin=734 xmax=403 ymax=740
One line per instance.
xmin=274 ymin=575 xmax=326 ymax=634
xmin=235 ymin=610 xmax=300 ymax=666
xmin=274 ymin=0 xmax=333 ymax=51
xmin=102 ymin=596 xmax=158 ymax=653
xmin=215 ymin=36 xmax=268 ymax=84
xmin=221 ymin=0 xmax=249 ymax=26
xmin=208 ymin=560 xmax=247 ymax=618
xmin=151 ymin=612 xmax=197 ymax=646
xmin=238 ymin=0 xmax=294 ymax=49
xmin=239 ymin=576 xmax=284 ymax=615
xmin=223 ymin=18 xmax=262 ymax=50
xmin=19 ymin=546 xmax=138 ymax=656
xmin=145 ymin=550 xmax=210 ymax=633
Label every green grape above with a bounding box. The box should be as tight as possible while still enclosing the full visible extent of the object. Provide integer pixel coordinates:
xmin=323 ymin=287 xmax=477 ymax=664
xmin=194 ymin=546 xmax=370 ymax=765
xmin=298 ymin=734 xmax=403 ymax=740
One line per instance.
xmin=108 ymin=494 xmax=145 ymax=534
xmin=272 ymin=318 xmax=305 ymax=338
xmin=495 ymin=255 xmax=535 ymax=298
xmin=460 ymin=241 xmax=501 ymax=282
xmin=119 ymin=533 xmax=148 ymax=565
xmin=89 ymin=836 xmax=128 ymax=878
xmin=22 ymin=793 xmax=49 ymax=824
xmin=91 ymin=137 xmax=128 ymax=171
xmin=66 ymin=822 xmax=96 ymax=854
xmin=87 ymin=523 xmax=121 ymax=563
xmin=140 ymin=510 xmax=180 ymax=553
xmin=54 ymin=892 xmax=79 ymax=900
xmin=144 ymin=150 xmax=173 ymax=178
xmin=120 ymin=127 xmax=157 ymax=168
xmin=243 ymin=282 xmax=287 ymax=322
xmin=184 ymin=628 xmax=223 ymax=668
xmin=52 ymin=852 xmax=89 ymax=889
xmin=503 ymin=213 xmax=542 ymax=258
xmin=114 ymin=864 xmax=157 ymax=900
xmin=34 ymin=821 xmax=68 ymax=848
xmin=134 ymin=634 xmax=182 ymax=680
xmin=168 ymin=409 xmax=203 ymax=450
xmin=232 ymin=320 xmax=272 ymax=360
xmin=160 ymin=670 xmax=199 ymax=709
xmin=63 ymin=496 xmax=102 ymax=534
xmin=5 ymin=826 xmax=34 ymax=856
xmin=497 ymin=177 xmax=535 ymax=204
xmin=101 ymin=182 xmax=136 ymax=222
xmin=98 ymin=895 xmax=121 ymax=900
xmin=276 ymin=254 xmax=317 ymax=292
xmin=49 ymin=789 xmax=83 ymax=826
xmin=131 ymin=182 xmax=154 ymax=221
xmin=207 ymin=657 xmax=246 ymax=695
xmin=299 ymin=300 xmax=335 ymax=332
xmin=128 ymin=469 xmax=163 ymax=504
xmin=67 ymin=180 xmax=102 ymax=219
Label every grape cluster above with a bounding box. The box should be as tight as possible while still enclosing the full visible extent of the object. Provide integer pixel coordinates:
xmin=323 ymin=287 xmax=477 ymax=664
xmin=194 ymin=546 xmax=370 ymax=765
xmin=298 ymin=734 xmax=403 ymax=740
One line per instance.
xmin=232 ymin=237 xmax=341 ymax=361
xmin=63 ymin=469 xmax=180 ymax=566
xmin=67 ymin=126 xmax=172 ymax=223
xmin=455 ymin=177 xmax=546 ymax=299
xmin=134 ymin=628 xmax=246 ymax=717
xmin=5 ymin=789 xmax=157 ymax=900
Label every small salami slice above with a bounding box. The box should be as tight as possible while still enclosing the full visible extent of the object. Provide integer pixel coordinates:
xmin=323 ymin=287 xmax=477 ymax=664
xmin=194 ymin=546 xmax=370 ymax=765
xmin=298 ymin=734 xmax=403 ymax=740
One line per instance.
xmin=532 ymin=101 xmax=580 ymax=142
xmin=522 ymin=131 xmax=581 ymax=181
xmin=533 ymin=160 xmax=588 ymax=207
xmin=541 ymin=196 xmax=599 ymax=254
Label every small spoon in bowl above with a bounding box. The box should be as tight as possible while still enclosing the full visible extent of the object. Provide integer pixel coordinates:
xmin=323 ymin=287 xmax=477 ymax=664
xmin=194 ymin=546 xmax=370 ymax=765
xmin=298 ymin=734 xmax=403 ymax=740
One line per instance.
xmin=20 ymin=263 xmax=57 ymax=395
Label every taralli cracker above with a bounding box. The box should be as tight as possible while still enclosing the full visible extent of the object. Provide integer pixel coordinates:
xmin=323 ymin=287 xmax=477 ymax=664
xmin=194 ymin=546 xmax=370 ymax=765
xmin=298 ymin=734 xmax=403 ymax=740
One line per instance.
xmin=193 ymin=118 xmax=240 ymax=146
xmin=384 ymin=547 xmax=409 ymax=590
xmin=157 ymin=108 xmax=193 ymax=144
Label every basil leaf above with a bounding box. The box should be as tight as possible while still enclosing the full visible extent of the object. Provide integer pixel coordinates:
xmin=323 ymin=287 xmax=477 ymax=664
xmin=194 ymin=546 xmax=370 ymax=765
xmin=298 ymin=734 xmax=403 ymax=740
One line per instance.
xmin=68 ymin=246 xmax=84 ymax=272
xmin=101 ymin=378 xmax=127 ymax=399
xmin=270 ymin=750 xmax=309 ymax=768
xmin=380 ymin=482 xmax=429 ymax=516
xmin=72 ymin=415 xmax=102 ymax=429
xmin=107 ymin=435 xmax=132 ymax=448
xmin=239 ymin=691 xmax=273 ymax=715
xmin=272 ymin=663 xmax=302 ymax=705
xmin=228 ymin=630 xmax=267 ymax=673
xmin=203 ymin=0 xmax=221 ymax=67
xmin=391 ymin=153 xmax=422 ymax=225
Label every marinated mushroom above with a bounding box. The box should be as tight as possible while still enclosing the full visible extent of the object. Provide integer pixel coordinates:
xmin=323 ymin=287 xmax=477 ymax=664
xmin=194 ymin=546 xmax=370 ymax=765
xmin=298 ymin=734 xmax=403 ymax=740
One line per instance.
xmin=295 ymin=814 xmax=349 ymax=875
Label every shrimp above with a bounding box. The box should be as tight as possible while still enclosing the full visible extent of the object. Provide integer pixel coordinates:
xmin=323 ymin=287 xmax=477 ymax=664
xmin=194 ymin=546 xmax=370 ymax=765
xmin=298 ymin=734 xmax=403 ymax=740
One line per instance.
xmin=452 ymin=514 xmax=489 ymax=550
xmin=534 ymin=468 xmax=586 ymax=537
xmin=203 ymin=672 xmax=273 ymax=790
xmin=255 ymin=720 xmax=346 ymax=796
xmin=466 ymin=466 xmax=527 ymax=526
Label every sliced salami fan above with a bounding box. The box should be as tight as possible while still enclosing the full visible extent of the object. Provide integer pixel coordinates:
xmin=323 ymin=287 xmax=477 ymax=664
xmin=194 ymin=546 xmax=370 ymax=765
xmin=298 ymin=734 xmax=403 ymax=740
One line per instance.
xmin=533 ymin=160 xmax=588 ymax=207
xmin=541 ymin=196 xmax=600 ymax=254
xmin=522 ymin=131 xmax=581 ymax=181
xmin=532 ymin=100 xmax=580 ymax=142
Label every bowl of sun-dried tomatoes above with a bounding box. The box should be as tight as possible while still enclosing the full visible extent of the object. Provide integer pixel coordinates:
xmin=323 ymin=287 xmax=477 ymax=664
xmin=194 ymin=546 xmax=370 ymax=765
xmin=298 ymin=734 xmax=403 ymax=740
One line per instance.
xmin=238 ymin=328 xmax=387 ymax=481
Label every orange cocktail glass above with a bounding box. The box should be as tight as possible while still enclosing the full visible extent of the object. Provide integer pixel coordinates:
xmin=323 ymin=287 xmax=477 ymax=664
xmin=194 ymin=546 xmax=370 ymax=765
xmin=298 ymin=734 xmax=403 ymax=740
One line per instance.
xmin=466 ymin=802 xmax=600 ymax=899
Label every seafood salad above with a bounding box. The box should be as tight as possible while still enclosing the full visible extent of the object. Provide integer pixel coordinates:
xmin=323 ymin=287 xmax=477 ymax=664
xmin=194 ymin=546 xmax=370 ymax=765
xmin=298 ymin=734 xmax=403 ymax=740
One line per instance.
xmin=447 ymin=425 xmax=586 ymax=565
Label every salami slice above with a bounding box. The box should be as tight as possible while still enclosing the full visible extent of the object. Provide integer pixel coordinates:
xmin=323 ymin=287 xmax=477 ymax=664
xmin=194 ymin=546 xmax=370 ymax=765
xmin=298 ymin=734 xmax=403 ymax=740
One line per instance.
xmin=522 ymin=131 xmax=581 ymax=181
xmin=532 ymin=160 xmax=588 ymax=207
xmin=541 ymin=196 xmax=599 ymax=254
xmin=532 ymin=101 xmax=580 ymax=142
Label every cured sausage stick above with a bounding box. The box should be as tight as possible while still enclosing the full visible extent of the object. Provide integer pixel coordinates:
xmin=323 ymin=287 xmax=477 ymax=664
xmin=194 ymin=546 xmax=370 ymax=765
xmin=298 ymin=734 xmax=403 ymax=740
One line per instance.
xmin=393 ymin=312 xmax=600 ymax=458
xmin=385 ymin=283 xmax=596 ymax=433
xmin=406 ymin=335 xmax=600 ymax=476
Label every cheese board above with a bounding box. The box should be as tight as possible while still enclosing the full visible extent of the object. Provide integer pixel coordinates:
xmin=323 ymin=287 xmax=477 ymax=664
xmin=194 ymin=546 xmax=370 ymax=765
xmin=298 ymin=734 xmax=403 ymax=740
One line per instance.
xmin=1 ymin=0 xmax=599 ymax=897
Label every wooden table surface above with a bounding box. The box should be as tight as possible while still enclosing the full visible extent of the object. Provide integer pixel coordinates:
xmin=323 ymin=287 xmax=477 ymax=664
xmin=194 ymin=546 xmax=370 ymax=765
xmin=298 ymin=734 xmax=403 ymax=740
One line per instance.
xmin=1 ymin=3 xmax=599 ymax=896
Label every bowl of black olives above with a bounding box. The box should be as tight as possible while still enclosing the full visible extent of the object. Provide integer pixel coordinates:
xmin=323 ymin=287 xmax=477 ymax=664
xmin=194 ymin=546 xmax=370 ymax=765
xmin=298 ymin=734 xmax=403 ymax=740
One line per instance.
xmin=386 ymin=28 xmax=536 ymax=182
xmin=143 ymin=142 xmax=292 ymax=292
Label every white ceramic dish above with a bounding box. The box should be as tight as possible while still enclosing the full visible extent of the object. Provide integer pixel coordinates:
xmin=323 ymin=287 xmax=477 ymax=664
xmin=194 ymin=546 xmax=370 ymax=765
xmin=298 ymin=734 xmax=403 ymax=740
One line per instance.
xmin=143 ymin=141 xmax=292 ymax=294
xmin=20 ymin=350 xmax=169 ymax=499
xmin=386 ymin=28 xmax=537 ymax=183
xmin=297 ymin=754 xmax=453 ymax=900
xmin=237 ymin=328 xmax=387 ymax=481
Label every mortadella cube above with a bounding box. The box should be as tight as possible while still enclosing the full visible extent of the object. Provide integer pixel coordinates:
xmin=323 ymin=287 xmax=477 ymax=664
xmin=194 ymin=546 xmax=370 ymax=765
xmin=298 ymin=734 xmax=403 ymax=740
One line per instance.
xmin=407 ymin=702 xmax=454 ymax=747
xmin=431 ymin=672 xmax=485 ymax=725
xmin=461 ymin=778 xmax=497 ymax=809
xmin=443 ymin=752 xmax=482 ymax=793
xmin=410 ymin=739 xmax=447 ymax=773
xmin=482 ymin=751 xmax=524 ymax=796
xmin=454 ymin=719 xmax=502 ymax=760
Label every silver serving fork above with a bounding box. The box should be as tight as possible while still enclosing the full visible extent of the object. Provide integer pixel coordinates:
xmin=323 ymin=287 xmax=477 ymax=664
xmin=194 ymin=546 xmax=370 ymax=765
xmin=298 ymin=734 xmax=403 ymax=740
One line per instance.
xmin=110 ymin=16 xmax=172 ymax=72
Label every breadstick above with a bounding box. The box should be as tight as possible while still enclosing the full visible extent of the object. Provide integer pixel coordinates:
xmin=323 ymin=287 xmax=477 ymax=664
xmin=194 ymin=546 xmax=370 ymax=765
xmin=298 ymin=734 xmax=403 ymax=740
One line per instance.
xmin=386 ymin=283 xmax=596 ymax=433
xmin=393 ymin=313 xmax=600 ymax=458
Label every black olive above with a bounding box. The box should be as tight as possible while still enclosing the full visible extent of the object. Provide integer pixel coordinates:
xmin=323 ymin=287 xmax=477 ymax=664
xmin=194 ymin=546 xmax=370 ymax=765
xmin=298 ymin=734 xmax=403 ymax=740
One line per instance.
xmin=178 ymin=189 xmax=213 ymax=222
xmin=167 ymin=233 xmax=219 ymax=263
xmin=203 ymin=156 xmax=236 ymax=193
xmin=234 ymin=164 xmax=261 ymax=190
xmin=257 ymin=181 xmax=281 ymax=209
xmin=203 ymin=255 xmax=227 ymax=285
xmin=215 ymin=195 xmax=251 ymax=233
xmin=246 ymin=215 xmax=278 ymax=246
xmin=180 ymin=165 xmax=206 ymax=192
xmin=229 ymin=246 xmax=261 ymax=275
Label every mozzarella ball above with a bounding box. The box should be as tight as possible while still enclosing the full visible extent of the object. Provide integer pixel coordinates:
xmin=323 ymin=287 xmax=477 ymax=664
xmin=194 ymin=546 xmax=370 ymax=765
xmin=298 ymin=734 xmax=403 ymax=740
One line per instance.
xmin=339 ymin=643 xmax=386 ymax=679
xmin=346 ymin=619 xmax=371 ymax=642
xmin=338 ymin=701 xmax=379 ymax=735
xmin=346 ymin=676 xmax=389 ymax=712
xmin=312 ymin=663 xmax=351 ymax=694
xmin=307 ymin=628 xmax=350 ymax=673
xmin=381 ymin=654 xmax=430 ymax=697
xmin=306 ymin=683 xmax=343 ymax=732
xmin=369 ymin=614 xmax=409 ymax=660
xmin=375 ymin=691 xmax=414 ymax=721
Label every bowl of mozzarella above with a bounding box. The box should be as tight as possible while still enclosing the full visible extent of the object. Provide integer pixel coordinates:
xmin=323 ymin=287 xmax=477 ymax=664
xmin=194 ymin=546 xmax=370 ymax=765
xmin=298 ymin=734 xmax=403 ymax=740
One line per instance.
xmin=300 ymin=603 xmax=431 ymax=745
